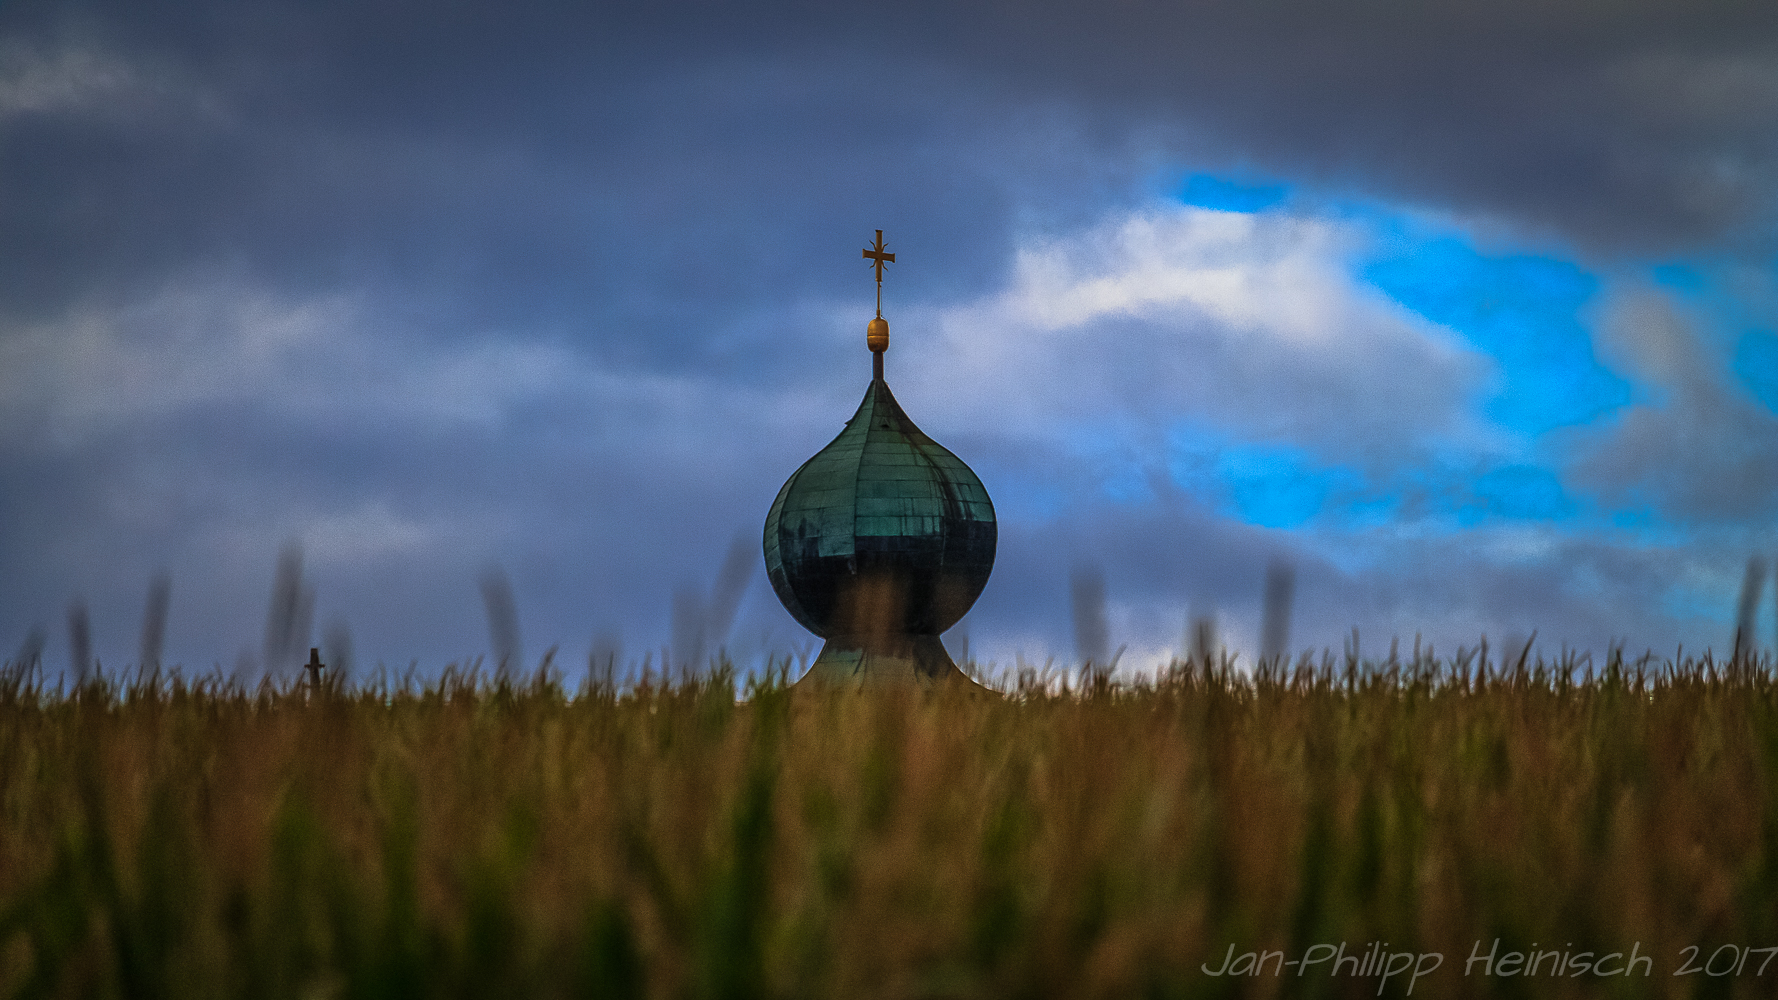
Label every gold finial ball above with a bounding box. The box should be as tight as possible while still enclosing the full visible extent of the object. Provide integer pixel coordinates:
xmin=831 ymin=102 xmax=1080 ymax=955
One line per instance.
xmin=867 ymin=316 xmax=890 ymax=353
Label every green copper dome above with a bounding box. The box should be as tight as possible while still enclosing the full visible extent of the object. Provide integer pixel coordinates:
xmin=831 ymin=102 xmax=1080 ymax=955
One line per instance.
xmin=763 ymin=376 xmax=996 ymax=683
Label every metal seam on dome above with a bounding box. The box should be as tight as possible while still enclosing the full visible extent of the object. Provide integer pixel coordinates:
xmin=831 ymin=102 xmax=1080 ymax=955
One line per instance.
xmin=846 ymin=381 xmax=884 ymax=566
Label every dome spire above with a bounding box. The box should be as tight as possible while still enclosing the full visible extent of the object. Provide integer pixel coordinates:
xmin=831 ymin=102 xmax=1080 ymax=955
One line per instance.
xmin=862 ymin=229 xmax=894 ymax=380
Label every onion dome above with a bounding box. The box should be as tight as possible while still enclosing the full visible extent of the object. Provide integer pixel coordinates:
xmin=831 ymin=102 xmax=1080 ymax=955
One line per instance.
xmin=762 ymin=231 xmax=996 ymax=686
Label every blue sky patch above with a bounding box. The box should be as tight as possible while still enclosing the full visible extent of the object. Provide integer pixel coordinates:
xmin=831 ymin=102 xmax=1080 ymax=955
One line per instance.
xmin=1364 ymin=235 xmax=1631 ymax=436
xmin=1733 ymin=329 xmax=1778 ymax=414
xmin=1168 ymin=430 xmax=1362 ymax=528
xmin=1461 ymin=465 xmax=1576 ymax=525
xmin=1650 ymin=262 xmax=1707 ymax=293
xmin=1217 ymin=447 xmax=1347 ymax=527
xmin=1176 ymin=172 xmax=1289 ymax=213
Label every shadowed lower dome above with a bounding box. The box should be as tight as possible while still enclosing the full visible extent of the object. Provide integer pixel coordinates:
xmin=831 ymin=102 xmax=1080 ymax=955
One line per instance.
xmin=763 ymin=377 xmax=996 ymax=685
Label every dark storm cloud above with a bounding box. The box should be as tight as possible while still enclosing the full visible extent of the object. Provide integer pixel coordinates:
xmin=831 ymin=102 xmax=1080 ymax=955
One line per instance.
xmin=893 ymin=0 xmax=1778 ymax=253
xmin=1 ymin=4 xmax=1044 ymax=344
xmin=12 ymin=0 xmax=1776 ymax=324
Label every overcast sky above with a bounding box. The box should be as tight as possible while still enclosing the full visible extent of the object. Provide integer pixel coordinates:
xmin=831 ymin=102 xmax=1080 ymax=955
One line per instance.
xmin=4 ymin=0 xmax=1777 ymax=680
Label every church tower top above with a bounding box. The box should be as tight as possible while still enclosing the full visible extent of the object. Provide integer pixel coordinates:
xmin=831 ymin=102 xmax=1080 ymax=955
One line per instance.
xmin=761 ymin=228 xmax=997 ymax=689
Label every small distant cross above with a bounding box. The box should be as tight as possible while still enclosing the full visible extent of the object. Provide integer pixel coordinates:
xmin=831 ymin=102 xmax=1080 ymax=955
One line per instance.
xmin=303 ymin=646 xmax=325 ymax=690
xmin=862 ymin=229 xmax=895 ymax=316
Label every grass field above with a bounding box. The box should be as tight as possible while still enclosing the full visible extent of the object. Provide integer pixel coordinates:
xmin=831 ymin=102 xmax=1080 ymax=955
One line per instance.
xmin=2 ymin=649 xmax=1776 ymax=998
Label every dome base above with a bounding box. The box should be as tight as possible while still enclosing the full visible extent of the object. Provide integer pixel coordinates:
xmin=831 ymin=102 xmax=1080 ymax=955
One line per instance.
xmin=797 ymin=633 xmax=987 ymax=691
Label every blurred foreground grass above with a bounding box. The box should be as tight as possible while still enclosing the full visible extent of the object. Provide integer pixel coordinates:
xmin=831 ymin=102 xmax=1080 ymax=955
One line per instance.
xmin=3 ymin=651 xmax=1777 ymax=999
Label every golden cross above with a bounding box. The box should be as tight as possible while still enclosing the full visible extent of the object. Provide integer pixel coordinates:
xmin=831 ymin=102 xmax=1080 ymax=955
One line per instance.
xmin=862 ymin=229 xmax=895 ymax=317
